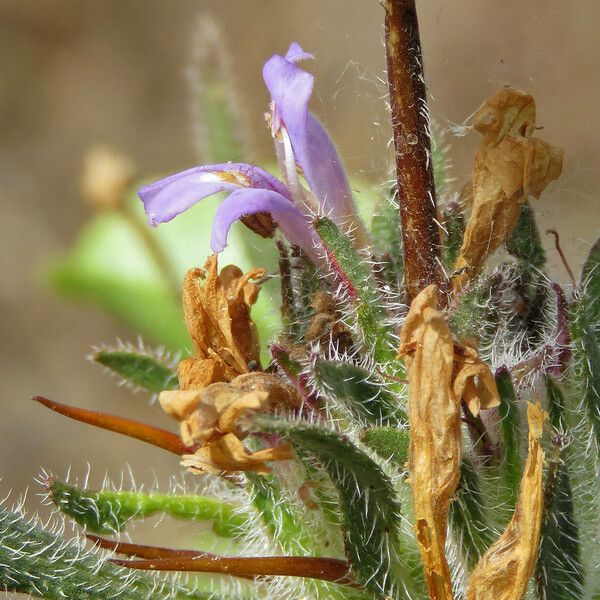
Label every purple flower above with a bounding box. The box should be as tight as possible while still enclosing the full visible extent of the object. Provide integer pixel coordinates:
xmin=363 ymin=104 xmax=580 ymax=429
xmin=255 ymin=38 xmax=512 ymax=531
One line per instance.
xmin=138 ymin=43 xmax=368 ymax=262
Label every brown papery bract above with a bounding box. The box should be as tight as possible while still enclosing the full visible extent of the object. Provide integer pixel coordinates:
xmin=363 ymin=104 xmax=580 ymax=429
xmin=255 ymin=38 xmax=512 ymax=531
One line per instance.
xmin=466 ymin=402 xmax=546 ymax=600
xmin=179 ymin=254 xmax=265 ymax=389
xmin=160 ymin=373 xmax=300 ymax=474
xmin=453 ymin=87 xmax=563 ymax=290
xmin=398 ymin=285 xmax=500 ymax=600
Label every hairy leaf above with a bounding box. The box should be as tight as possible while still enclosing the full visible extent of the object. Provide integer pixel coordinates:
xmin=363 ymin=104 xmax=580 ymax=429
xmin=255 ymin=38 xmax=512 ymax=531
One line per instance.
xmin=361 ymin=426 xmax=409 ymax=468
xmin=252 ymin=415 xmax=416 ymax=599
xmin=313 ymin=359 xmax=406 ymax=426
xmin=47 ymin=478 xmax=247 ymax=537
xmin=93 ymin=348 xmax=178 ymax=392
xmin=535 ymin=378 xmax=584 ymax=600
xmin=0 ymin=504 xmax=214 ymax=599
xmin=495 ymin=367 xmax=523 ymax=508
xmin=448 ymin=459 xmax=495 ymax=569
xmin=313 ymin=217 xmax=394 ymax=365
xmin=505 ymin=201 xmax=546 ymax=268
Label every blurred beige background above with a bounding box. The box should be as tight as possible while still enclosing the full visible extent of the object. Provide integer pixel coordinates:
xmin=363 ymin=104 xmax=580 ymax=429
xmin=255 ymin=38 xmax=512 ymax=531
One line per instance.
xmin=0 ymin=0 xmax=599 ymax=588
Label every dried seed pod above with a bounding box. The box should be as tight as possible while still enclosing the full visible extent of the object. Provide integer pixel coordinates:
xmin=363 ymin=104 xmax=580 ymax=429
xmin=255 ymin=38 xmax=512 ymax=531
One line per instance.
xmin=466 ymin=401 xmax=546 ymax=600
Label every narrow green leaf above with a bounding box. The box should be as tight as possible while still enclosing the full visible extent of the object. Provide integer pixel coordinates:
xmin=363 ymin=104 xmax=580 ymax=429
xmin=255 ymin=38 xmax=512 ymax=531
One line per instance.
xmin=252 ymin=415 xmax=418 ymax=599
xmin=47 ymin=479 xmax=247 ymax=537
xmin=569 ymin=238 xmax=600 ymax=451
xmin=505 ymin=201 xmax=546 ymax=268
xmin=546 ymin=376 xmax=568 ymax=430
xmin=0 ymin=504 xmax=214 ymax=599
xmin=247 ymin=474 xmax=372 ymax=600
xmin=442 ymin=203 xmax=465 ymax=270
xmin=371 ymin=196 xmax=404 ymax=291
xmin=360 ymin=426 xmax=409 ymax=468
xmin=313 ymin=217 xmax=394 ymax=365
xmin=581 ymin=237 xmax=600 ymax=322
xmin=495 ymin=367 xmax=523 ymax=507
xmin=448 ymin=459 xmax=495 ymax=569
xmin=536 ymin=383 xmax=584 ymax=600
xmin=93 ymin=349 xmax=178 ymax=392
xmin=246 ymin=473 xmax=313 ymax=554
xmin=313 ymin=359 xmax=406 ymax=426
xmin=569 ymin=300 xmax=600 ymax=450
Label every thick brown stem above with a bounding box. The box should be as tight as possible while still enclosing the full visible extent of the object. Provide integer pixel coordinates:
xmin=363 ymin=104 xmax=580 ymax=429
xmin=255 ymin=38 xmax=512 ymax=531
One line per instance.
xmin=384 ymin=0 xmax=445 ymax=304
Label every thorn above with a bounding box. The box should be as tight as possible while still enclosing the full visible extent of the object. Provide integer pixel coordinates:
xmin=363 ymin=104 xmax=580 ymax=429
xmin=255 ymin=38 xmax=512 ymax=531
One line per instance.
xmin=33 ymin=396 xmax=194 ymax=455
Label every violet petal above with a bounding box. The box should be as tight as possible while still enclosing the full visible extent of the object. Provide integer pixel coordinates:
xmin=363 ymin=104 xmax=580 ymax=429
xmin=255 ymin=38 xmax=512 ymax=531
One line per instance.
xmin=263 ymin=50 xmax=356 ymax=225
xmin=211 ymin=188 xmax=320 ymax=261
xmin=284 ymin=42 xmax=314 ymax=64
xmin=138 ymin=163 xmax=290 ymax=226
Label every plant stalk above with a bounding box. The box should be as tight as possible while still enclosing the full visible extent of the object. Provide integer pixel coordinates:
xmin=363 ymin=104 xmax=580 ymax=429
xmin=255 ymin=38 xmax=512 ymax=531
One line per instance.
xmin=384 ymin=0 xmax=445 ymax=304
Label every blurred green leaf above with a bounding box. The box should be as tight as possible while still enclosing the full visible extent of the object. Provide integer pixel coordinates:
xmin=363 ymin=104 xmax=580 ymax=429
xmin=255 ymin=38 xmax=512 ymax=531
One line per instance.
xmin=46 ymin=192 xmax=281 ymax=357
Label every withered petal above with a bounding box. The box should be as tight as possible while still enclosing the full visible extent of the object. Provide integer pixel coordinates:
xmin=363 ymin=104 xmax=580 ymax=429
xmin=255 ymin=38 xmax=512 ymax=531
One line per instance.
xmin=453 ymin=87 xmax=563 ymax=291
xmin=466 ymin=402 xmax=546 ymax=600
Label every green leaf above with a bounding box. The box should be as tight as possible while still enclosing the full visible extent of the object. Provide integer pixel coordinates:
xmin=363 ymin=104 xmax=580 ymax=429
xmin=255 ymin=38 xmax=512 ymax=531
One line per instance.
xmin=246 ymin=473 xmax=314 ymax=554
xmin=313 ymin=359 xmax=406 ymax=426
xmin=546 ymin=375 xmax=568 ymax=431
xmin=536 ymin=460 xmax=584 ymax=600
xmin=313 ymin=217 xmax=395 ymax=366
xmin=0 ymin=504 xmax=214 ymax=599
xmin=442 ymin=204 xmax=465 ymax=270
xmin=360 ymin=426 xmax=409 ymax=468
xmin=252 ymin=415 xmax=418 ymax=599
xmin=47 ymin=478 xmax=248 ymax=537
xmin=569 ymin=299 xmax=600 ymax=450
xmin=568 ymin=237 xmax=600 ymax=451
xmin=536 ymin=382 xmax=584 ymax=600
xmin=505 ymin=202 xmax=546 ymax=268
xmin=495 ymin=367 xmax=523 ymax=508
xmin=247 ymin=474 xmax=372 ymax=600
xmin=46 ymin=195 xmax=281 ymax=359
xmin=581 ymin=238 xmax=600 ymax=321
xmin=448 ymin=459 xmax=495 ymax=569
xmin=93 ymin=348 xmax=178 ymax=392
xmin=371 ymin=196 xmax=404 ymax=291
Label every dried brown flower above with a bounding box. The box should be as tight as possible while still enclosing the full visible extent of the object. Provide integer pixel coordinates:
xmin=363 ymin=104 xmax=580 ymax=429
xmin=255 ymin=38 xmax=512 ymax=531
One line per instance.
xmin=466 ymin=402 xmax=546 ymax=600
xmin=160 ymin=373 xmax=299 ymax=474
xmin=398 ymin=285 xmax=499 ymax=599
xmin=179 ymin=254 xmax=265 ymax=390
xmin=453 ymin=87 xmax=563 ymax=290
